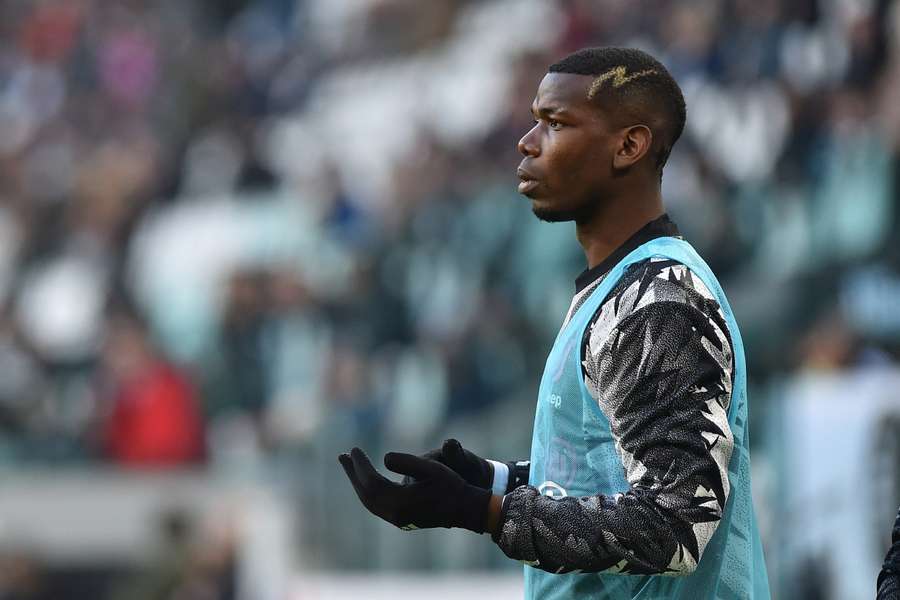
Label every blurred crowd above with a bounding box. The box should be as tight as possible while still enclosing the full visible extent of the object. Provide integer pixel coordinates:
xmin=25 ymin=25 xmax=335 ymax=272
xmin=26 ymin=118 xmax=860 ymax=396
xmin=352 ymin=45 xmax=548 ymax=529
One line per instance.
xmin=0 ymin=507 xmax=240 ymax=600
xmin=0 ymin=0 xmax=898 ymax=597
xmin=0 ymin=0 xmax=897 ymax=475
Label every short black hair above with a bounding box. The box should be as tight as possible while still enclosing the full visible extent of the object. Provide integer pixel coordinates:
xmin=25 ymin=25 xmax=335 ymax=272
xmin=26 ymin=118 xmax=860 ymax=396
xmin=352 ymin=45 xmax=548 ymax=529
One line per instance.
xmin=549 ymin=47 xmax=686 ymax=172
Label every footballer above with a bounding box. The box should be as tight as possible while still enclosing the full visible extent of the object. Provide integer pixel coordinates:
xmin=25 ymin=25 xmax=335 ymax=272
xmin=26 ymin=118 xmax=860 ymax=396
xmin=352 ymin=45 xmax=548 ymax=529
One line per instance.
xmin=340 ymin=47 xmax=771 ymax=600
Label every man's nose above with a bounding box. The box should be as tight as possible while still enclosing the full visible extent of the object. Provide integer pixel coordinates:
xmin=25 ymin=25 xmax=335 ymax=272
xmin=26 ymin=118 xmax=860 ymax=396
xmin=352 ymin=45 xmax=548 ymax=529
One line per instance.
xmin=517 ymin=125 xmax=540 ymax=157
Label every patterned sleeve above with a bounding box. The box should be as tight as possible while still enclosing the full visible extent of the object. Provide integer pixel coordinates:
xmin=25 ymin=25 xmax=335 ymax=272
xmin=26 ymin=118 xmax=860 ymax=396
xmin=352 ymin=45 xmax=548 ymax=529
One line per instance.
xmin=877 ymin=507 xmax=900 ymax=599
xmin=493 ymin=259 xmax=735 ymax=576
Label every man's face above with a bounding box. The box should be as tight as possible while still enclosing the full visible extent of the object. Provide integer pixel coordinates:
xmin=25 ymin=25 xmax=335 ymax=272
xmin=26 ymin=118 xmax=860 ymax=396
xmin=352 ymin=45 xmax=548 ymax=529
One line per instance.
xmin=516 ymin=72 xmax=617 ymax=223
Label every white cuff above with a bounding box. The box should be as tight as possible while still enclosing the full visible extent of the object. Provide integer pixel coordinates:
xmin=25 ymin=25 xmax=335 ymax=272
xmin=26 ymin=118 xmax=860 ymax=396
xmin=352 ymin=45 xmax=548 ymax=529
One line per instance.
xmin=488 ymin=460 xmax=509 ymax=496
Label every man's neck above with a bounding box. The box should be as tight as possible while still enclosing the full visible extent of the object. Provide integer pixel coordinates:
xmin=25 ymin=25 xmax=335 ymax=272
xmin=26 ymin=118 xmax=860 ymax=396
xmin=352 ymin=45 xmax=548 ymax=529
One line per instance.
xmin=575 ymin=189 xmax=664 ymax=270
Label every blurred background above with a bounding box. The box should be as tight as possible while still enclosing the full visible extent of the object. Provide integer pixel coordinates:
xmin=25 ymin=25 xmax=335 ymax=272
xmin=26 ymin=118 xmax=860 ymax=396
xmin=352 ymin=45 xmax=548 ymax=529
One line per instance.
xmin=0 ymin=0 xmax=897 ymax=598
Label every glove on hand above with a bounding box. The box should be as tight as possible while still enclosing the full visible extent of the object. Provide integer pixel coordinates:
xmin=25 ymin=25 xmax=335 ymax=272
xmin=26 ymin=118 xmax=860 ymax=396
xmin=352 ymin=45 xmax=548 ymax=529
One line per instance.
xmin=338 ymin=447 xmax=492 ymax=533
xmin=401 ymin=438 xmax=494 ymax=489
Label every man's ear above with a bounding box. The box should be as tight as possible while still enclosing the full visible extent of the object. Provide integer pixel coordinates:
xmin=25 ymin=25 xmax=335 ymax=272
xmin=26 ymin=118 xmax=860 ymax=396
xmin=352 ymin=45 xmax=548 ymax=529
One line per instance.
xmin=612 ymin=124 xmax=653 ymax=170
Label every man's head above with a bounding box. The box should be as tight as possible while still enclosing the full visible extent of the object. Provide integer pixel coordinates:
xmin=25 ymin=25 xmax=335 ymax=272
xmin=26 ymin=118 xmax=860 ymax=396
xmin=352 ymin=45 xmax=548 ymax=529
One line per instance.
xmin=516 ymin=47 xmax=686 ymax=223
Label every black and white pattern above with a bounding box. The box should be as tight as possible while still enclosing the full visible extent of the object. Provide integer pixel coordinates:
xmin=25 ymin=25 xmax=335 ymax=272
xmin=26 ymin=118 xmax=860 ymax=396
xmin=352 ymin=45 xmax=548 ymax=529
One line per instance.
xmin=494 ymin=257 xmax=736 ymax=576
xmin=878 ymin=507 xmax=900 ymax=599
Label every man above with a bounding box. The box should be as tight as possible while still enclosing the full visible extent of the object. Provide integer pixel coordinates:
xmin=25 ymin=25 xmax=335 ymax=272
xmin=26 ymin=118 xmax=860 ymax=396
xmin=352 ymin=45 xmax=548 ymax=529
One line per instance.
xmin=339 ymin=47 xmax=771 ymax=599
xmin=878 ymin=507 xmax=900 ymax=599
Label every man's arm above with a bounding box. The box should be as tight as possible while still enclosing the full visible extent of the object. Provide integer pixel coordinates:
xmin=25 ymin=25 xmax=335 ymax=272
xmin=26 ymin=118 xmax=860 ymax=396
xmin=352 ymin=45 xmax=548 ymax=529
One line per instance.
xmin=491 ymin=263 xmax=736 ymax=575
xmin=877 ymin=506 xmax=900 ymax=599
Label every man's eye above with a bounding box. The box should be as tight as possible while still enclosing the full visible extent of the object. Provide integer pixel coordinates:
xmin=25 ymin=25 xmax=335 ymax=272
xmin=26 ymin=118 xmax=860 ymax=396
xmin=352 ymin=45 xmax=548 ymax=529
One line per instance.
xmin=549 ymin=120 xmax=561 ymax=129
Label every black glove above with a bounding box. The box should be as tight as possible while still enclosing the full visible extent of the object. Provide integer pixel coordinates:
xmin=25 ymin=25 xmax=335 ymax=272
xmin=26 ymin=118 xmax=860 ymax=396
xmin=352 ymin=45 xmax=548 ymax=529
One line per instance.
xmin=401 ymin=438 xmax=494 ymax=489
xmin=338 ymin=447 xmax=492 ymax=533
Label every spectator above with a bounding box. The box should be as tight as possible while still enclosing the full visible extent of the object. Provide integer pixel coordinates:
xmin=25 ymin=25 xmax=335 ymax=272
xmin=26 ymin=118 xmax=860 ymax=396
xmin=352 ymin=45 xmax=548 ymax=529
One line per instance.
xmin=98 ymin=310 xmax=205 ymax=467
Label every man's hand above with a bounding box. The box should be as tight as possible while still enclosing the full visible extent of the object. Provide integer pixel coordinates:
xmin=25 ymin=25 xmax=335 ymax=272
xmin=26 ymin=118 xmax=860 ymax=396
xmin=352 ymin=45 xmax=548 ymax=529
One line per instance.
xmin=401 ymin=438 xmax=494 ymax=489
xmin=338 ymin=447 xmax=492 ymax=533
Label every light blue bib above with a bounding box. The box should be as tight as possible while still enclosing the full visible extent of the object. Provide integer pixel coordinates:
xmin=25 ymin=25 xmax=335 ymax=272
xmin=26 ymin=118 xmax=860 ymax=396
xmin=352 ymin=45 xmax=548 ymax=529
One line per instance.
xmin=526 ymin=237 xmax=770 ymax=599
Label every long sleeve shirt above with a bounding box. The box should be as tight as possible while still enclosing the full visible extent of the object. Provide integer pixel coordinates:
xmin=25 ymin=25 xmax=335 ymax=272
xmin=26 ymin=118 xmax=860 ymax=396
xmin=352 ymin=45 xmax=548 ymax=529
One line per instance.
xmin=492 ymin=215 xmax=736 ymax=575
xmin=878 ymin=507 xmax=900 ymax=599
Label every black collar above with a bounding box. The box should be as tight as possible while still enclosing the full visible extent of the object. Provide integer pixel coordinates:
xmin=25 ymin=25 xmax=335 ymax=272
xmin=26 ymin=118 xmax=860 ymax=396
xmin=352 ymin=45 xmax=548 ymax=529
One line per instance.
xmin=574 ymin=214 xmax=681 ymax=293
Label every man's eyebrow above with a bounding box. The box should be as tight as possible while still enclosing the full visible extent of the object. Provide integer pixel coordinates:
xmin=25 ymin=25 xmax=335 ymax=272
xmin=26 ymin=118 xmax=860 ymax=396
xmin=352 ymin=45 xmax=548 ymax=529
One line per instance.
xmin=531 ymin=105 xmax=570 ymax=118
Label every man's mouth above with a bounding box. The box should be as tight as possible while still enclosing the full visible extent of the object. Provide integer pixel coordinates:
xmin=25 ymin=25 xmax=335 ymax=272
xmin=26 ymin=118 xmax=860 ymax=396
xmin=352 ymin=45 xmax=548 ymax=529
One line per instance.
xmin=517 ymin=167 xmax=539 ymax=194
xmin=518 ymin=179 xmax=539 ymax=194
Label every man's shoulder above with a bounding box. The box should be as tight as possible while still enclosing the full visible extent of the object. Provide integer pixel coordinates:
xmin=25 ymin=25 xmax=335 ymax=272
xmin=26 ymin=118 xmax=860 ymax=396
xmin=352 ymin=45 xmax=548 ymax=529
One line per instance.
xmin=580 ymin=256 xmax=735 ymax=403
xmin=592 ymin=256 xmax=723 ymax=326
xmin=616 ymin=256 xmax=719 ymax=308
xmin=577 ymin=257 xmax=732 ymax=367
